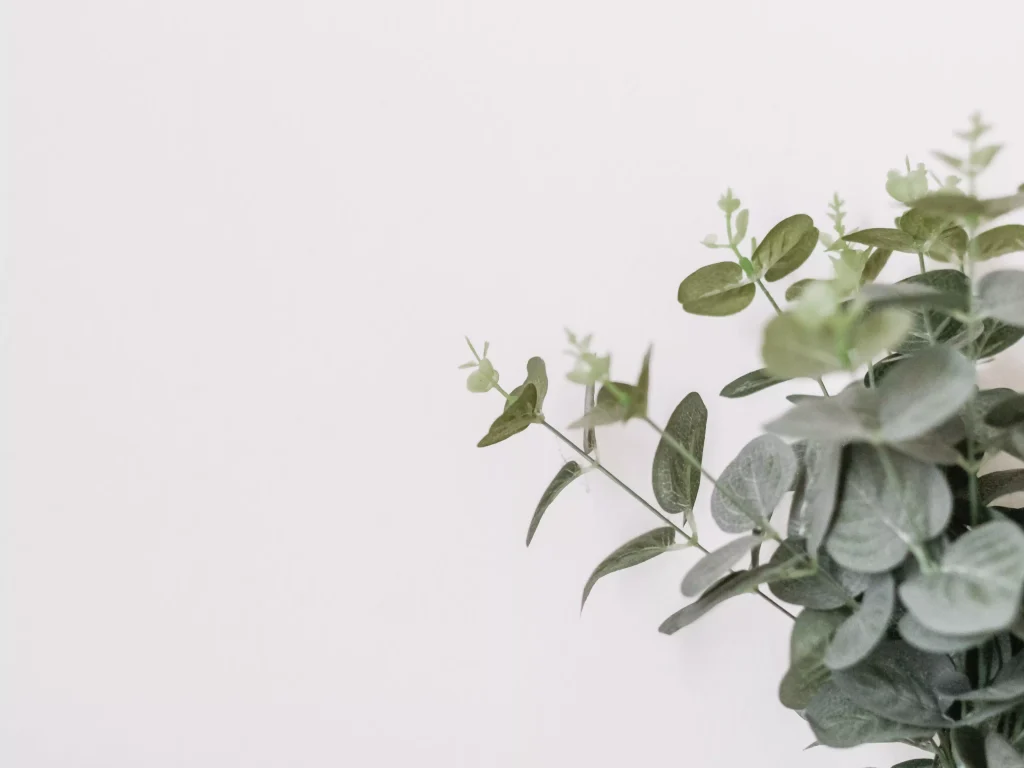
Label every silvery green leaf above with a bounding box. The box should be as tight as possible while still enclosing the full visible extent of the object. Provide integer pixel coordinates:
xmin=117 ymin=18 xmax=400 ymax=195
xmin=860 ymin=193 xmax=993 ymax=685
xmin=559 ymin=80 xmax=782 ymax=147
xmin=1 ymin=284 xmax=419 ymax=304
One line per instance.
xmin=658 ymin=556 xmax=801 ymax=634
xmin=711 ymin=435 xmax=797 ymax=533
xmin=877 ymin=346 xmax=976 ymax=443
xmin=977 ymin=271 xmax=1024 ymax=327
xmin=986 ymin=733 xmax=1024 ymax=768
xmin=826 ymin=447 xmax=952 ymax=574
xmin=733 ymin=208 xmax=749 ymax=244
xmin=971 ymin=144 xmax=1003 ymax=169
xmin=581 ymin=527 xmax=677 ymax=609
xmin=953 ymin=728 xmax=987 ymax=768
xmin=979 ymin=470 xmax=1024 ymax=505
xmin=678 ymin=262 xmax=756 ymax=316
xmin=505 ymin=357 xmax=548 ymax=412
xmin=752 ymin=214 xmax=818 ymax=281
xmin=761 ymin=313 xmax=844 ymax=379
xmin=582 ymin=383 xmax=597 ymax=453
xmin=779 ymin=608 xmax=847 ymax=710
xmin=719 ymin=368 xmax=790 ymax=398
xmin=526 ymin=462 xmax=583 ymax=546
xmin=681 ymin=534 xmax=763 ymax=597
xmin=765 ymin=387 xmax=874 ymax=442
xmin=977 ymin=318 xmax=1024 ymax=358
xmin=900 ymin=521 xmax=1024 ymax=635
xmin=806 ymin=682 xmax=935 ymax=748
xmin=802 ymin=441 xmax=843 ymax=554
xmin=832 ymin=641 xmax=955 ymax=727
xmin=934 ymin=150 xmax=964 ymax=171
xmin=824 ymin=574 xmax=894 ymax=671
xmin=896 ymin=270 xmax=968 ymax=354
xmin=477 ymin=384 xmax=541 ymax=447
xmin=769 ymin=541 xmax=870 ymax=609
xmin=974 ymin=224 xmax=1024 ymax=261
xmin=858 ymin=283 xmax=964 ymax=312
xmin=891 ymin=430 xmax=965 ymax=466
xmin=898 ymin=612 xmax=990 ymax=653
xmin=652 ymin=393 xmax=706 ymax=527
xmin=844 ymin=228 xmax=918 ymax=253
xmin=957 ymin=652 xmax=1024 ymax=703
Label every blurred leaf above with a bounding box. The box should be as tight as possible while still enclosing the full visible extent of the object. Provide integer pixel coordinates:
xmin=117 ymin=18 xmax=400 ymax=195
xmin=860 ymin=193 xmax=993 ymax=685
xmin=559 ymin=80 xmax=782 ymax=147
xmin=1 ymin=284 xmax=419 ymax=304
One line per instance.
xmin=911 ymin=191 xmax=1024 ymax=219
xmin=861 ymin=248 xmax=892 ymax=284
xmin=958 ymin=653 xmax=1024 ymax=703
xmin=711 ymin=435 xmax=797 ymax=533
xmin=478 ymin=384 xmax=541 ymax=447
xmin=984 ymin=393 xmax=1024 ymax=428
xmin=779 ymin=609 xmax=847 ymax=710
xmin=681 ymin=534 xmax=763 ymax=597
xmin=858 ymin=283 xmax=965 ymax=312
xmin=844 ymin=228 xmax=917 ymax=253
xmin=581 ymin=527 xmax=677 ymax=610
xmin=896 ymin=269 xmax=968 ymax=354
xmin=802 ymin=441 xmax=843 ymax=554
xmin=526 ymin=462 xmax=583 ymax=546
xmin=762 ymin=313 xmax=843 ymax=379
xmin=977 ymin=318 xmax=1024 ymax=358
xmin=652 ymin=393 xmax=706 ymax=530
xmin=766 ymin=385 xmax=874 ymax=442
xmin=806 ymin=682 xmax=935 ymax=748
xmin=971 ymin=144 xmax=1003 ymax=169
xmin=733 ymin=208 xmax=749 ymax=244
xmin=849 ymin=309 xmax=914 ymax=367
xmin=933 ymin=150 xmax=964 ymax=171
xmin=751 ymin=214 xmax=818 ymax=281
xmin=974 ymin=224 xmax=1024 ymax=261
xmin=898 ymin=612 xmax=990 ymax=654
xmin=953 ymin=728 xmax=987 ymax=768
xmin=977 ymin=271 xmax=1024 ymax=327
xmin=720 ymin=367 xmax=790 ymax=398
xmin=785 ymin=278 xmax=818 ymax=301
xmin=986 ymin=733 xmax=1024 ymax=768
xmin=877 ymin=346 xmax=975 ymax=442
xmin=978 ymin=470 xmax=1024 ymax=506
xmin=678 ymin=262 xmax=755 ymax=316
xmin=824 ymin=575 xmax=894 ymax=670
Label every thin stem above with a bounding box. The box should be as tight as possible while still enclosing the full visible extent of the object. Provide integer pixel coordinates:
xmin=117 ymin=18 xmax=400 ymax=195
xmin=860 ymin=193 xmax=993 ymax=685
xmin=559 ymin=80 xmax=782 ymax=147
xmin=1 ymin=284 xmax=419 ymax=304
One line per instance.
xmin=867 ymin=358 xmax=877 ymax=389
xmin=917 ymin=251 xmax=928 ymax=275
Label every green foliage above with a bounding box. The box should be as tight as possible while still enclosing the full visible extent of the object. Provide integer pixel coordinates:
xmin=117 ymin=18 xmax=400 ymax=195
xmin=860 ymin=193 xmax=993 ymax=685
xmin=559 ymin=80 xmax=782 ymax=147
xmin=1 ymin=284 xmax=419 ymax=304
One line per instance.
xmin=464 ymin=113 xmax=1024 ymax=767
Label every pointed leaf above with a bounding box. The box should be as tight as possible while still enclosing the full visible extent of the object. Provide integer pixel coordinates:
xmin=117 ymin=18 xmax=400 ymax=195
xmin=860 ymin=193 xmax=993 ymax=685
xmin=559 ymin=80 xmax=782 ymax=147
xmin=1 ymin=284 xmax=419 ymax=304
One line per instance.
xmin=861 ymin=248 xmax=892 ymax=284
xmin=652 ymin=393 xmax=706 ymax=526
xmin=711 ymin=435 xmax=797 ymax=533
xmin=844 ymin=228 xmax=918 ymax=253
xmin=979 ymin=470 xmax=1024 ymax=505
xmin=581 ymin=527 xmax=677 ymax=609
xmin=978 ymin=271 xmax=1024 ymax=327
xmin=900 ymin=521 xmax=1024 ymax=635
xmin=975 ymin=224 xmax=1024 ymax=261
xmin=779 ymin=608 xmax=847 ymax=710
xmin=678 ymin=262 xmax=755 ymax=316
xmin=877 ymin=346 xmax=976 ymax=443
xmin=750 ymin=214 xmax=816 ymax=279
xmin=526 ymin=462 xmax=583 ymax=546
xmin=898 ymin=612 xmax=990 ymax=654
xmin=720 ymin=368 xmax=790 ymax=398
xmin=769 ymin=541 xmax=870 ymax=609
xmin=681 ymin=534 xmax=763 ymax=597
xmin=505 ymin=357 xmax=548 ymax=412
xmin=824 ymin=574 xmax=894 ymax=670
xmin=477 ymin=384 xmax=540 ymax=447
xmin=806 ymin=682 xmax=935 ymax=748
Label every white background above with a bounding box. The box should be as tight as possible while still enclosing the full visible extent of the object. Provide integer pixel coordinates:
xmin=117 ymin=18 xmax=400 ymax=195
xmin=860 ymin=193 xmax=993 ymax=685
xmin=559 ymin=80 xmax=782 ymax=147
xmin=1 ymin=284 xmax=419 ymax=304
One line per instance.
xmin=7 ymin=1 xmax=1024 ymax=766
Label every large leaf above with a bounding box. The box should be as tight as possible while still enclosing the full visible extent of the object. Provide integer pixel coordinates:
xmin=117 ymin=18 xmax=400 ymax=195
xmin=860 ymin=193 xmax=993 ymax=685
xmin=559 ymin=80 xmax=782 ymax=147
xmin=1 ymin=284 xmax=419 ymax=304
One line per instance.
xmin=876 ymin=346 xmax=976 ymax=442
xmin=765 ymin=385 xmax=875 ymax=442
xmin=658 ymin=556 xmax=800 ymax=635
xmin=826 ymin=446 xmax=952 ymax=573
xmin=900 ymin=521 xmax=1024 ymax=635
xmin=824 ymin=574 xmax=894 ymax=670
xmin=832 ymin=641 xmax=955 ymax=727
xmin=911 ymin=190 xmax=1024 ymax=219
xmin=977 ymin=318 xmax=1024 ymax=358
xmin=977 ymin=271 xmax=1024 ymax=328
xmin=751 ymin=214 xmax=818 ymax=281
xmin=477 ymin=384 xmax=541 ymax=447
xmin=802 ymin=441 xmax=843 ymax=554
xmin=898 ymin=612 xmax=991 ymax=654
xmin=505 ymin=357 xmax=548 ymax=413
xmin=975 ymin=224 xmax=1024 ymax=261
xmin=710 ymin=435 xmax=797 ymax=533
xmin=720 ymin=368 xmax=790 ymax=398
xmin=678 ymin=262 xmax=755 ymax=316
xmin=581 ymin=527 xmax=677 ymax=609
xmin=844 ymin=228 xmax=918 ymax=253
xmin=779 ymin=608 xmax=847 ymax=710
xmin=806 ymin=682 xmax=936 ymax=748
xmin=768 ymin=540 xmax=870 ymax=609
xmin=979 ymin=470 xmax=1024 ymax=505
xmin=681 ymin=534 xmax=763 ymax=597
xmin=652 ymin=393 xmax=706 ymax=530
xmin=762 ymin=313 xmax=844 ymax=378
xmin=526 ymin=462 xmax=583 ymax=546
xmin=987 ymin=733 xmax=1024 ymax=768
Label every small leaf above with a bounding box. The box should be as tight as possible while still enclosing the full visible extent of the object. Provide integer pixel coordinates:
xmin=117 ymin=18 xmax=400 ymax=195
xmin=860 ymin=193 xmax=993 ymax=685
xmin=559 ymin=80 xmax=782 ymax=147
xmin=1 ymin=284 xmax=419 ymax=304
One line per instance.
xmin=974 ymin=224 xmax=1024 ymax=261
xmin=824 ymin=574 xmax=894 ymax=670
xmin=681 ymin=534 xmax=763 ymax=597
xmin=678 ymin=262 xmax=756 ymax=316
xmin=971 ymin=144 xmax=1003 ymax=169
xmin=896 ymin=269 xmax=969 ymax=354
xmin=526 ymin=462 xmax=583 ymax=546
xmin=751 ymin=214 xmax=818 ymax=281
xmin=986 ymin=733 xmax=1024 ymax=768
xmin=581 ymin=527 xmax=677 ymax=609
xmin=977 ymin=271 xmax=1024 ymax=327
xmin=898 ymin=612 xmax=990 ymax=654
xmin=477 ymin=384 xmax=541 ymax=447
xmin=826 ymin=446 xmax=952 ymax=574
xmin=779 ymin=608 xmax=847 ymax=710
xmin=861 ymin=248 xmax=892 ymax=284
xmin=877 ymin=346 xmax=976 ymax=443
xmin=769 ymin=541 xmax=870 ymax=609
xmin=806 ymin=682 xmax=935 ymax=748
xmin=719 ymin=367 xmax=791 ymax=398
xmin=505 ymin=357 xmax=548 ymax=412
xmin=785 ymin=278 xmax=817 ymax=301
xmin=844 ymin=228 xmax=918 ymax=253
xmin=979 ymin=470 xmax=1024 ymax=505
xmin=733 ymin=208 xmax=749 ymax=244
xmin=934 ymin=150 xmax=964 ymax=171
xmin=802 ymin=441 xmax=843 ymax=554
xmin=761 ymin=313 xmax=844 ymax=379
xmin=900 ymin=521 xmax=1024 ymax=635
xmin=652 ymin=393 xmax=706 ymax=529
xmin=711 ymin=435 xmax=797 ymax=533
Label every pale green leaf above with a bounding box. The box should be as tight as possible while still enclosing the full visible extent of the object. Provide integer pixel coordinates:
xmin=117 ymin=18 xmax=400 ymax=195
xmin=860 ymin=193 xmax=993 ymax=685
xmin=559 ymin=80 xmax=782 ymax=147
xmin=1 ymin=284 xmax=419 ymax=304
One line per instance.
xmin=977 ymin=271 xmax=1024 ymax=327
xmin=477 ymin=384 xmax=541 ymax=447
xmin=733 ymin=208 xmax=749 ymax=244
xmin=806 ymin=682 xmax=935 ymax=748
xmin=933 ymin=150 xmax=964 ymax=171
xmin=761 ymin=313 xmax=843 ymax=379
xmin=974 ymin=225 xmax=1024 ymax=261
xmin=785 ymin=278 xmax=818 ymax=301
xmin=719 ymin=368 xmax=790 ymax=398
xmin=652 ymin=393 xmax=706 ymax=527
xmin=678 ymin=262 xmax=755 ymax=316
xmin=877 ymin=346 xmax=976 ymax=442
xmin=849 ymin=309 xmax=914 ymax=367
xmin=581 ymin=527 xmax=677 ymax=609
xmin=526 ymin=462 xmax=583 ymax=546
xmin=681 ymin=534 xmax=763 ymax=597
xmin=844 ymin=228 xmax=918 ymax=253
xmin=898 ymin=612 xmax=990 ymax=654
xmin=971 ymin=144 xmax=1003 ymax=169
xmin=710 ymin=435 xmax=797 ymax=533
xmin=802 ymin=441 xmax=843 ymax=554
xmin=861 ymin=248 xmax=892 ymax=284
xmin=779 ymin=608 xmax=847 ymax=710
xmin=912 ymin=191 xmax=1024 ymax=219
xmin=824 ymin=574 xmax=894 ymax=670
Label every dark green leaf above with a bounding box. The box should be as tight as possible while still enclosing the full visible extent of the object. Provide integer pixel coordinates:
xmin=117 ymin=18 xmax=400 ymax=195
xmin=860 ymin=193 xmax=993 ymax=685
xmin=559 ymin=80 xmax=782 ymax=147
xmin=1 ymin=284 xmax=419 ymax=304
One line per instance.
xmin=844 ymin=228 xmax=918 ymax=253
xmin=681 ymin=534 xmax=763 ymax=597
xmin=953 ymin=727 xmax=987 ymax=768
xmin=877 ymin=346 xmax=976 ymax=442
xmin=752 ymin=214 xmax=819 ymax=281
xmin=977 ymin=319 xmax=1024 ymax=358
xmin=477 ymin=384 xmax=541 ymax=447
xmin=806 ymin=682 xmax=935 ymax=748
xmin=769 ymin=540 xmax=870 ymax=609
xmin=711 ymin=435 xmax=797 ymax=533
xmin=891 ymin=761 xmax=937 ymax=768
xmin=896 ymin=270 xmax=968 ymax=354
xmin=984 ymin=392 xmax=1024 ymax=428
xmin=505 ymin=357 xmax=548 ymax=412
xmin=979 ymin=470 xmax=1024 ymax=506
xmin=898 ymin=612 xmax=991 ymax=654
xmin=861 ymin=248 xmax=892 ymax=284
xmin=678 ymin=262 xmax=755 ymax=316
xmin=779 ymin=608 xmax=847 ymax=710
xmin=581 ymin=527 xmax=677 ymax=610
xmin=975 ymin=225 xmax=1024 ymax=261
xmin=719 ymin=368 xmax=790 ymax=398
xmin=825 ymin=574 xmax=894 ymax=670
xmin=978 ymin=271 xmax=1024 ymax=327
xmin=526 ymin=462 xmax=583 ymax=546
xmin=652 ymin=393 xmax=706 ymax=528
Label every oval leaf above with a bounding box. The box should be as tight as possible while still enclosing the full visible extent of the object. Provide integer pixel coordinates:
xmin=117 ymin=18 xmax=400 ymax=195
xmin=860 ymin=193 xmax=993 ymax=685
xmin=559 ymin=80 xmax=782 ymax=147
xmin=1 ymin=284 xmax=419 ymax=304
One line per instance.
xmin=877 ymin=346 xmax=976 ymax=443
xmin=681 ymin=534 xmax=763 ymax=597
xmin=844 ymin=228 xmax=918 ymax=253
xmin=824 ymin=574 xmax=894 ymax=670
xmin=975 ymin=224 xmax=1024 ymax=261
xmin=779 ymin=608 xmax=847 ymax=710
xmin=802 ymin=441 xmax=843 ymax=554
xmin=751 ymin=214 xmax=818 ymax=281
xmin=720 ymin=368 xmax=790 ymax=398
xmin=861 ymin=248 xmax=892 ymax=284
xmin=477 ymin=384 xmax=540 ymax=447
xmin=678 ymin=262 xmax=755 ymax=316
xmin=761 ymin=313 xmax=843 ymax=379
xmin=526 ymin=461 xmax=583 ymax=546
xmin=978 ymin=271 xmax=1024 ymax=328
xmin=769 ymin=541 xmax=870 ymax=609
xmin=898 ymin=612 xmax=991 ymax=654
xmin=652 ymin=393 xmax=706 ymax=526
xmin=581 ymin=527 xmax=677 ymax=610
xmin=711 ymin=435 xmax=797 ymax=533
xmin=806 ymin=682 xmax=935 ymax=748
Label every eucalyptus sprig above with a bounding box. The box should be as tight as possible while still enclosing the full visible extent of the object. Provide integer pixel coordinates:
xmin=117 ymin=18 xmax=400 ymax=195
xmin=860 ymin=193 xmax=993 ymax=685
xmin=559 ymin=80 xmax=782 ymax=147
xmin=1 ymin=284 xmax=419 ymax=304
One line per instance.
xmin=463 ymin=115 xmax=1024 ymax=767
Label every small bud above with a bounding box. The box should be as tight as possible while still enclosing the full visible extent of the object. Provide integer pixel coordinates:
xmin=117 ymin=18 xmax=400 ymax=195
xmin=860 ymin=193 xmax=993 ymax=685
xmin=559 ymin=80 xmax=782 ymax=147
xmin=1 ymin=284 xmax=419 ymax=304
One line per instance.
xmin=701 ymin=234 xmax=718 ymax=248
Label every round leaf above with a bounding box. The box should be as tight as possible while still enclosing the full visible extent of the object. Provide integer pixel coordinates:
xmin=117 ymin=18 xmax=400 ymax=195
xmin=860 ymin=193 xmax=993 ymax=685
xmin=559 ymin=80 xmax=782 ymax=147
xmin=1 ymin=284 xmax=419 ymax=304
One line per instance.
xmin=751 ymin=214 xmax=817 ymax=281
xmin=977 ymin=270 xmax=1024 ymax=328
xmin=711 ymin=435 xmax=797 ymax=533
xmin=877 ymin=346 xmax=976 ymax=443
xmin=652 ymin=393 xmax=706 ymax=522
xmin=824 ymin=574 xmax=894 ymax=670
xmin=768 ymin=541 xmax=869 ymax=609
xmin=678 ymin=262 xmax=755 ymax=316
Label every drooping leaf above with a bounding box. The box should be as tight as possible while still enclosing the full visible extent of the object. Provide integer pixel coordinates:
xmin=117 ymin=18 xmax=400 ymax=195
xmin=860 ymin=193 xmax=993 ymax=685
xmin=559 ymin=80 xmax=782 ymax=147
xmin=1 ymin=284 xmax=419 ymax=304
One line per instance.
xmin=844 ymin=228 xmax=918 ymax=253
xmin=826 ymin=446 xmax=952 ymax=574
xmin=505 ymin=357 xmax=549 ymax=412
xmin=900 ymin=521 xmax=1024 ymax=635
xmin=478 ymin=384 xmax=541 ymax=447
xmin=977 ymin=271 xmax=1024 ymax=328
xmin=979 ymin=470 xmax=1024 ymax=506
xmin=719 ymin=368 xmax=790 ymax=398
xmin=681 ymin=534 xmax=763 ymax=597
xmin=779 ymin=609 xmax=847 ymax=710
xmin=762 ymin=313 xmax=844 ymax=379
xmin=974 ymin=224 xmax=1024 ymax=261
xmin=652 ymin=393 xmax=706 ymax=529
xmin=678 ymin=262 xmax=755 ymax=316
xmin=802 ymin=441 xmax=843 ymax=554
xmin=752 ymin=214 xmax=819 ymax=281
xmin=806 ymin=682 xmax=935 ymax=748
xmin=710 ymin=435 xmax=797 ymax=533
xmin=832 ymin=641 xmax=955 ymax=727
xmin=953 ymin=727 xmax=988 ymax=768
xmin=658 ymin=556 xmax=801 ymax=635
xmin=825 ymin=574 xmax=895 ymax=670
xmin=986 ymin=733 xmax=1024 ymax=768
xmin=876 ymin=346 xmax=976 ymax=443
xmin=581 ymin=527 xmax=677 ymax=609
xmin=526 ymin=462 xmax=583 ymax=546
xmin=768 ymin=541 xmax=869 ymax=609
xmin=898 ymin=612 xmax=991 ymax=654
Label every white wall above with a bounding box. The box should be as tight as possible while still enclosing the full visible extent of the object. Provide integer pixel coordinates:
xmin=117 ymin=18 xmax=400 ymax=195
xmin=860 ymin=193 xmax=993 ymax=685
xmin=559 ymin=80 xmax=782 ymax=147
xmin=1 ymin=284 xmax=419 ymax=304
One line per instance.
xmin=7 ymin=1 xmax=1024 ymax=766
